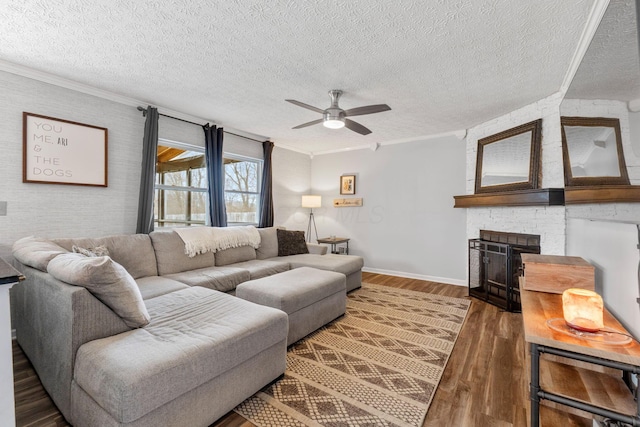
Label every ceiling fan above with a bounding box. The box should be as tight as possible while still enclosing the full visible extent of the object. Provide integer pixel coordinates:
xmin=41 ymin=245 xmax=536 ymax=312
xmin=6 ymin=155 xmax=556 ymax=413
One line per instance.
xmin=286 ymin=90 xmax=391 ymax=135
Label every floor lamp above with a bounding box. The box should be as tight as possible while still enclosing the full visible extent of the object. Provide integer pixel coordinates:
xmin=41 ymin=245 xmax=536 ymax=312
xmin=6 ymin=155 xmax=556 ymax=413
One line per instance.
xmin=301 ymin=195 xmax=322 ymax=242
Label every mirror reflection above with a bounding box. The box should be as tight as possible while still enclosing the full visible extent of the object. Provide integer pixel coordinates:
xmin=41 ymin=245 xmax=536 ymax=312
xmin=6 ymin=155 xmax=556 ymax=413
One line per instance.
xmin=561 ymin=117 xmax=629 ymax=186
xmin=481 ymin=132 xmax=532 ymax=186
xmin=474 ymin=119 xmax=542 ymax=193
xmin=564 ymin=126 xmax=620 ymax=177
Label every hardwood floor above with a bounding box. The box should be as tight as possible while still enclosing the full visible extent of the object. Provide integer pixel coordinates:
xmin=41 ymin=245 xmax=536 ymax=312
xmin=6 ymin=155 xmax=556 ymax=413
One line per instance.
xmin=12 ymin=272 xmax=590 ymax=426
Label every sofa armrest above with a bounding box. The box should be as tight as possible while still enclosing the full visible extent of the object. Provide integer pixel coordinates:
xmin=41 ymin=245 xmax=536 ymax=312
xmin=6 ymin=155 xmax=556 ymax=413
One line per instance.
xmin=306 ymin=243 xmax=327 ymax=255
xmin=12 ymin=265 xmax=129 ymax=420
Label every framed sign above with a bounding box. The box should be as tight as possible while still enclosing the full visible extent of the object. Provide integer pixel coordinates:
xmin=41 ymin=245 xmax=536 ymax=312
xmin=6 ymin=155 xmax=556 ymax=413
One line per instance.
xmin=23 ymin=112 xmax=108 ymax=186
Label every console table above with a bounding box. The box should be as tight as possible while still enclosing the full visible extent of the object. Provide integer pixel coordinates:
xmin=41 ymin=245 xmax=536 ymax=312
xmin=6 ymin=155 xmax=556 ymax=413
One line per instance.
xmin=521 ymin=289 xmax=640 ymax=426
xmin=0 ymin=258 xmax=23 ymax=427
xmin=316 ymin=237 xmax=349 ymax=255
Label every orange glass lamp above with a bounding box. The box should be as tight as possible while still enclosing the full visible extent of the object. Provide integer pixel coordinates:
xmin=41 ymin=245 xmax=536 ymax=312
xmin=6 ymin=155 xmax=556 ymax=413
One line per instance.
xmin=561 ymin=288 xmax=604 ymax=332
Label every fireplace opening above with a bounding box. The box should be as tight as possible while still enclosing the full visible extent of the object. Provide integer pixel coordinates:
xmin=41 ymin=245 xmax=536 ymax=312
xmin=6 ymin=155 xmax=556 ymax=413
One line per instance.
xmin=468 ymin=230 xmax=541 ymax=312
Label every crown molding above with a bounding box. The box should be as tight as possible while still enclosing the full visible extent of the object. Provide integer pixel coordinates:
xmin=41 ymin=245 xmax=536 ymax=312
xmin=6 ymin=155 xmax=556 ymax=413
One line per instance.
xmin=628 ymin=98 xmax=640 ymax=112
xmin=308 ymin=129 xmax=468 ymax=157
xmin=272 ymin=142 xmax=312 ymax=157
xmin=559 ymin=0 xmax=610 ymax=95
xmin=2 ymin=59 xmax=466 ymax=155
xmin=0 ymin=59 xmax=269 ymax=141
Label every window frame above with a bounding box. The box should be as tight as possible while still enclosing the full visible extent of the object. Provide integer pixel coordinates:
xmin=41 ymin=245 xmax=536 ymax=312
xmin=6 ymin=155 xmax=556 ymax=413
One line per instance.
xmin=223 ymin=152 xmax=263 ymax=226
xmin=154 ymin=139 xmax=208 ymax=228
xmin=153 ymin=140 xmax=263 ymax=228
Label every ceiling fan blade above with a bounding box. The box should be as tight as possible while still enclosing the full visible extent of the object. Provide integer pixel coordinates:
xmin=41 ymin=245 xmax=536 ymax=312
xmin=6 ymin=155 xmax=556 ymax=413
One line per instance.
xmin=344 ymin=119 xmax=372 ymax=135
xmin=292 ymin=118 xmax=324 ymax=129
xmin=344 ymin=104 xmax=391 ymax=117
xmin=285 ymin=99 xmax=324 ymax=114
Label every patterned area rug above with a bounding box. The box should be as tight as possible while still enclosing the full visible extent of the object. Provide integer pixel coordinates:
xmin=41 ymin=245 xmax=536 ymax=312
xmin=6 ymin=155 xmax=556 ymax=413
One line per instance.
xmin=234 ymin=283 xmax=470 ymax=427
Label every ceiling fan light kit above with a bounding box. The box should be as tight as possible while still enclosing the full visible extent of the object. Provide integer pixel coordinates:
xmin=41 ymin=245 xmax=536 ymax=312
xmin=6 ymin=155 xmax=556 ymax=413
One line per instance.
xmin=286 ymin=90 xmax=391 ymax=135
xmin=323 ymin=119 xmax=345 ymax=129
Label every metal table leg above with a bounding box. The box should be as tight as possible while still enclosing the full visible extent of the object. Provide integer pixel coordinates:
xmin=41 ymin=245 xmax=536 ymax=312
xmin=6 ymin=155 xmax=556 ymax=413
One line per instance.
xmin=530 ymin=343 xmax=540 ymax=427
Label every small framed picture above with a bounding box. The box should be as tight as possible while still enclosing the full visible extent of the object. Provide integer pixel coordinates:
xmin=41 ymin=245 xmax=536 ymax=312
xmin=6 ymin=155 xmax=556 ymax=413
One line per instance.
xmin=340 ymin=175 xmax=356 ymax=195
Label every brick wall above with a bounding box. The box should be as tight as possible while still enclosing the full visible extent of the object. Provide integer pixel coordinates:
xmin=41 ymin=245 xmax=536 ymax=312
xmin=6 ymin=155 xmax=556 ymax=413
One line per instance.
xmin=466 ymin=93 xmax=566 ymax=254
xmin=466 ymin=96 xmax=640 ymax=255
xmin=561 ymin=99 xmax=640 ymax=223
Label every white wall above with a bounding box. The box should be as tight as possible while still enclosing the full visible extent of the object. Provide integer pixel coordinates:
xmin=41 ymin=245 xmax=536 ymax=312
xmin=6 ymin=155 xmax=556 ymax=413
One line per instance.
xmin=0 ymin=70 xmax=308 ymax=261
xmin=310 ymin=136 xmax=467 ymax=285
xmin=272 ymin=146 xmax=312 ymax=230
xmin=0 ymin=71 xmax=144 ymax=259
xmin=567 ymin=218 xmax=640 ymax=339
xmin=562 ymin=99 xmax=640 ymax=223
xmin=627 ymin=110 xmax=640 ymax=157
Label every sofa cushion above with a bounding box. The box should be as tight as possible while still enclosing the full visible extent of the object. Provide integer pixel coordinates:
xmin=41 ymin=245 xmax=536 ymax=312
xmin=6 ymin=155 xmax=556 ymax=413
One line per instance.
xmin=237 ymin=267 xmax=346 ymax=314
xmin=277 ymin=229 xmax=309 ymax=256
xmin=135 ymin=276 xmax=189 ymax=300
xmin=53 ymin=234 xmax=158 ymax=279
xmin=11 ymin=236 xmax=68 ymax=271
xmin=272 ymin=253 xmax=364 ymax=276
xmin=228 ymin=259 xmax=290 ymax=280
xmin=215 ymin=246 xmax=256 ymax=266
xmin=165 ymin=266 xmax=250 ymax=292
xmin=73 ymin=287 xmax=288 ymax=423
xmin=149 ymin=230 xmax=216 ymax=275
xmin=256 ymin=227 xmax=279 ymax=260
xmin=47 ymin=253 xmax=150 ymax=328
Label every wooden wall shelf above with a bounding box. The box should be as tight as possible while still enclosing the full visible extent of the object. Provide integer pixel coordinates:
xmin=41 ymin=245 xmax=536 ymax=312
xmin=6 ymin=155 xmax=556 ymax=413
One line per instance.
xmin=564 ymin=185 xmax=640 ymax=204
xmin=453 ymin=188 xmax=565 ymax=208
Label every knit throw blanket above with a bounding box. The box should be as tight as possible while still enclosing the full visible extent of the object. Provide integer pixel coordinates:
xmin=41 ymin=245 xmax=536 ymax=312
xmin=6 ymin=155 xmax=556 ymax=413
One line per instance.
xmin=174 ymin=226 xmax=261 ymax=257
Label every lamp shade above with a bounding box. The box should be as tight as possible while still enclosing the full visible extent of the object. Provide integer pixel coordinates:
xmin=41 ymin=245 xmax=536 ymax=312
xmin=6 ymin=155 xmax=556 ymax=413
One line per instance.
xmin=301 ymin=195 xmax=322 ymax=208
xmin=562 ymin=288 xmax=604 ymax=332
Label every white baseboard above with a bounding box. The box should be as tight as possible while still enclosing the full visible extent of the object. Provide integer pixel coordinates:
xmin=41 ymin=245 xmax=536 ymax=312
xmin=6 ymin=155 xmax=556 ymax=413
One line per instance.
xmin=362 ymin=267 xmax=467 ymax=287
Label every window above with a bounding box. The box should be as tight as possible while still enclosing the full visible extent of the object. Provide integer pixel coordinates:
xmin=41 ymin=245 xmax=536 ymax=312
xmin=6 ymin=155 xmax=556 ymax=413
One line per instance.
xmin=155 ymin=141 xmax=207 ymax=227
xmin=224 ymin=155 xmax=262 ymax=225
xmin=154 ymin=141 xmax=262 ymax=227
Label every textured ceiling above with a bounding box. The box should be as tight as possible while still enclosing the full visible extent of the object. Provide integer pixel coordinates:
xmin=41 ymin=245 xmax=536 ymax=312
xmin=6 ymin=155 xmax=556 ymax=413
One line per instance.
xmin=566 ymin=0 xmax=640 ymax=101
xmin=0 ymin=0 xmax=595 ymax=154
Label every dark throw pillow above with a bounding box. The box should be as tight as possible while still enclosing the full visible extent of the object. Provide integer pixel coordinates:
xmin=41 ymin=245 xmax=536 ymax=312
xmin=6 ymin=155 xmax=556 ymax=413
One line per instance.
xmin=277 ymin=229 xmax=309 ymax=256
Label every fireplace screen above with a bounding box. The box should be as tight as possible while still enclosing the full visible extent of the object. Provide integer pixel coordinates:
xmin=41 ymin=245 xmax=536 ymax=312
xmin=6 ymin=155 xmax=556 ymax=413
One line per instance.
xmin=469 ymin=231 xmax=540 ymax=312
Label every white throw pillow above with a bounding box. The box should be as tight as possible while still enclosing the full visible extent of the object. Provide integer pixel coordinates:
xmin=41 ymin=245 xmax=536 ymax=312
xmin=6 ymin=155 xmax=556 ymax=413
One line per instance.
xmin=12 ymin=236 xmax=68 ymax=271
xmin=47 ymin=253 xmax=150 ymax=328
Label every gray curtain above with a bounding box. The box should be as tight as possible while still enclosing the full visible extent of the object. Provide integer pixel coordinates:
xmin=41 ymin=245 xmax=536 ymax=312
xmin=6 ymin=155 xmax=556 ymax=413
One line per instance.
xmin=204 ymin=125 xmax=227 ymax=227
xmin=258 ymin=141 xmax=274 ymax=227
xmin=136 ymin=106 xmax=158 ymax=234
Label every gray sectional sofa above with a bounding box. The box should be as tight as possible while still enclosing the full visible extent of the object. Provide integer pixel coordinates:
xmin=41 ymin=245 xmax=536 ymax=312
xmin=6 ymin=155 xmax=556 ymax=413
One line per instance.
xmin=11 ymin=226 xmax=364 ymax=427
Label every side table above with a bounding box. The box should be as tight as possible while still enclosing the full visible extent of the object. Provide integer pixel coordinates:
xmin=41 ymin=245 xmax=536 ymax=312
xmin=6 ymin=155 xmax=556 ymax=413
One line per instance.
xmin=316 ymin=237 xmax=350 ymax=255
xmin=521 ymin=289 xmax=640 ymax=426
xmin=0 ymin=258 xmax=24 ymax=427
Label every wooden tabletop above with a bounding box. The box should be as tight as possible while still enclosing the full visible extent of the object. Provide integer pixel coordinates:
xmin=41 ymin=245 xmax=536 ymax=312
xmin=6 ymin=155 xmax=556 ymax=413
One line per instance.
xmin=316 ymin=237 xmax=349 ymax=244
xmin=0 ymin=258 xmax=23 ymax=285
xmin=521 ymin=289 xmax=640 ymax=366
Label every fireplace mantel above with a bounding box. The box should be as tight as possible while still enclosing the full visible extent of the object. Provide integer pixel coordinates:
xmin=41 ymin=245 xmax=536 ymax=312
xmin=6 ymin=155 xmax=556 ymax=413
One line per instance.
xmin=453 ymin=188 xmax=565 ymax=208
xmin=455 ymin=185 xmax=640 ymax=208
xmin=564 ymin=185 xmax=640 ymax=204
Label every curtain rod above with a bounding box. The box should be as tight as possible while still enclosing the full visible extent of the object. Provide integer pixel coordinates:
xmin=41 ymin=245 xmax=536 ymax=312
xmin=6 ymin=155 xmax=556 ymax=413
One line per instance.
xmin=137 ymin=106 xmax=266 ymax=143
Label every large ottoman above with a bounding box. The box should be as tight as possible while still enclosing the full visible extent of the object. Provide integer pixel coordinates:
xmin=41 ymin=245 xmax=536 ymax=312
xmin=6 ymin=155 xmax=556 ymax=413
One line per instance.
xmin=236 ymin=267 xmax=347 ymax=345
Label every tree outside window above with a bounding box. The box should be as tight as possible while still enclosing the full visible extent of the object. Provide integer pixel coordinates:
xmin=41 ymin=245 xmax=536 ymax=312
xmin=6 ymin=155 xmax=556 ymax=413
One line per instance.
xmin=154 ymin=142 xmax=261 ymax=227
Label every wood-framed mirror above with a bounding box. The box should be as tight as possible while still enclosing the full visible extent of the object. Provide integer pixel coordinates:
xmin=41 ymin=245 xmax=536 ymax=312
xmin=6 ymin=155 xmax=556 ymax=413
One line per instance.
xmin=474 ymin=119 xmax=542 ymax=194
xmin=560 ymin=116 xmax=629 ymax=187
